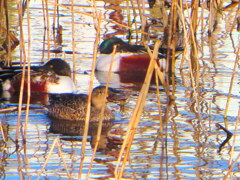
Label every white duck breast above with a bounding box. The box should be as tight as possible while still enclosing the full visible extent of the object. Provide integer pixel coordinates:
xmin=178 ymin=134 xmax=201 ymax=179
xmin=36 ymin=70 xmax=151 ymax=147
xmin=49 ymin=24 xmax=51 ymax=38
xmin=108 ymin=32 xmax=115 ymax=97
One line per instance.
xmin=96 ymin=53 xmax=122 ymax=72
xmin=46 ymin=76 xmax=76 ymax=93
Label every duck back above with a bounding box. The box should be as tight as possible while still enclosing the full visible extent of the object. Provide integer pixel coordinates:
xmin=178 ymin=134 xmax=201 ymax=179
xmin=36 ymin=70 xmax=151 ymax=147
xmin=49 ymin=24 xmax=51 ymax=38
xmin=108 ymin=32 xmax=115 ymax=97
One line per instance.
xmin=47 ymin=93 xmax=115 ymax=122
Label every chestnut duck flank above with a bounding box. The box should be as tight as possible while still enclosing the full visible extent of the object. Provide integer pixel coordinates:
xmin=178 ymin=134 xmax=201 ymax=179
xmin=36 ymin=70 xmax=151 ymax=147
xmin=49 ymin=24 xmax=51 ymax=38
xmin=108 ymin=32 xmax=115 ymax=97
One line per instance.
xmin=96 ymin=37 xmax=167 ymax=73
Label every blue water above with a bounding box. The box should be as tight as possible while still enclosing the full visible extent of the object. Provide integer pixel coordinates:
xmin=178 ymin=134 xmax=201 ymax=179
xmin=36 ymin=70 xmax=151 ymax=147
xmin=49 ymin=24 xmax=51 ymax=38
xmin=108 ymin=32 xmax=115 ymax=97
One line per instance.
xmin=0 ymin=0 xmax=239 ymax=179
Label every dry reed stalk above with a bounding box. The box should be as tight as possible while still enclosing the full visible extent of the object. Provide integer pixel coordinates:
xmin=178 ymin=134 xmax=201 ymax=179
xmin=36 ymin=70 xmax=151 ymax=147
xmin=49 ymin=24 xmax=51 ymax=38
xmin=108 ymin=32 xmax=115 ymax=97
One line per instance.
xmin=2 ymin=0 xmax=13 ymax=65
xmin=22 ymin=141 xmax=30 ymax=177
xmin=52 ymin=0 xmax=63 ymax=52
xmin=176 ymin=1 xmax=189 ymax=74
xmin=71 ymin=0 xmax=76 ymax=82
xmin=224 ymin=44 xmax=239 ymax=118
xmin=22 ymin=0 xmax=31 ymax=143
xmin=78 ymin=9 xmax=102 ymax=180
xmin=43 ymin=0 xmax=51 ymax=60
xmin=165 ymin=0 xmax=176 ymax=68
xmin=189 ymin=0 xmax=200 ymax=73
xmin=115 ymin=40 xmax=161 ymax=179
xmin=86 ymin=7 xmax=105 ymax=179
xmin=41 ymin=0 xmax=46 ymax=61
xmin=52 ymin=0 xmax=56 ymax=43
xmin=0 ymin=120 xmax=6 ymax=142
xmin=200 ymin=2 xmax=205 ymax=35
xmin=153 ymin=65 xmax=165 ymax=178
xmin=106 ymin=45 xmax=117 ymax=85
xmin=87 ymin=91 xmax=108 ymax=178
xmin=0 ymin=107 xmax=18 ymax=112
xmin=168 ymin=0 xmax=179 ymax=96
xmin=208 ymin=0 xmax=214 ymax=34
xmin=125 ymin=0 xmax=130 ymax=24
xmin=153 ymin=61 xmax=176 ymax=173
xmin=147 ymin=46 xmax=170 ymax=98
xmin=87 ymin=44 xmax=117 ymax=178
xmin=154 ymin=69 xmax=163 ymax=119
xmin=0 ymin=1 xmax=3 ymax=25
xmin=184 ymin=1 xmax=203 ymax=121
xmin=225 ymin=153 xmax=240 ymax=178
xmin=136 ymin=0 xmax=146 ymax=41
xmin=78 ymin=64 xmax=92 ymax=179
xmin=0 ymin=25 xmax=19 ymax=59
xmin=154 ymin=62 xmax=165 ymax=86
xmin=15 ymin=0 xmax=27 ymax=143
xmin=52 ymin=0 xmax=58 ymax=55
xmin=18 ymin=4 xmax=31 ymax=174
xmin=229 ymin=5 xmax=240 ymax=33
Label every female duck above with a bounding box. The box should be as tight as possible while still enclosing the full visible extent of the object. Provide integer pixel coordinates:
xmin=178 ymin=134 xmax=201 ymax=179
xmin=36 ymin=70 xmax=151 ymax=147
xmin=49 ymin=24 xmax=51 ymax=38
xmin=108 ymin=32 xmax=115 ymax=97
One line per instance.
xmin=47 ymin=86 xmax=115 ymax=122
xmin=1 ymin=58 xmax=76 ymax=94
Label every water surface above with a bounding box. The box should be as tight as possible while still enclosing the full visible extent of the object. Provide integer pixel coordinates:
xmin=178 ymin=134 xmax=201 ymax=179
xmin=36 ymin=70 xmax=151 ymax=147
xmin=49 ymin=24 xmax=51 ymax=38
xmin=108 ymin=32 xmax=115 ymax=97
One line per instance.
xmin=0 ymin=0 xmax=239 ymax=179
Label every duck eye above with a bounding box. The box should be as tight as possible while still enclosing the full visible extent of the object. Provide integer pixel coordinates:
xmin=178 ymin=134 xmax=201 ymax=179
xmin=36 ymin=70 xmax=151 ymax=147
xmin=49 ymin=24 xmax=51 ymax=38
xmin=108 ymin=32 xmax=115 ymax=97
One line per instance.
xmin=50 ymin=65 xmax=53 ymax=68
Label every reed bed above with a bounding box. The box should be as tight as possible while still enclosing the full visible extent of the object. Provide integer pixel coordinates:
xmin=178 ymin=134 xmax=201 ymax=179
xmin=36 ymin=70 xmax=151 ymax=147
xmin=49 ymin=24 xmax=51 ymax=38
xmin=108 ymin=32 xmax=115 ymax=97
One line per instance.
xmin=0 ymin=0 xmax=239 ymax=179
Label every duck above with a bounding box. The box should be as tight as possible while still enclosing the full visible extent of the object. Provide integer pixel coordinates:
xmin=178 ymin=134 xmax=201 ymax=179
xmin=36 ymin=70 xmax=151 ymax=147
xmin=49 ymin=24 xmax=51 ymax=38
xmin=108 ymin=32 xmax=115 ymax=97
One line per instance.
xmin=0 ymin=58 xmax=76 ymax=94
xmin=47 ymin=86 xmax=117 ymax=122
xmin=96 ymin=36 xmax=167 ymax=73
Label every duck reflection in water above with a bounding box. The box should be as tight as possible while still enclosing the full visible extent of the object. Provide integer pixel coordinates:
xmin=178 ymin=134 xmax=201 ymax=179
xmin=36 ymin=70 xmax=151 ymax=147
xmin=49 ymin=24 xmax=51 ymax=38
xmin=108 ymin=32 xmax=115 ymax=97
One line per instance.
xmin=49 ymin=119 xmax=122 ymax=152
xmin=47 ymin=86 xmax=127 ymax=152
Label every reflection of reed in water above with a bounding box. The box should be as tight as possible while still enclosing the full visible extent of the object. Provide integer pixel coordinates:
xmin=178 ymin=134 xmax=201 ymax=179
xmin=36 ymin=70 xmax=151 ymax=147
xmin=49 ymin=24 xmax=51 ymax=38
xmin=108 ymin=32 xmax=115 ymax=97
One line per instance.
xmin=103 ymin=2 xmax=128 ymax=38
xmin=0 ymin=0 xmax=19 ymax=61
xmin=146 ymin=0 xmax=184 ymax=54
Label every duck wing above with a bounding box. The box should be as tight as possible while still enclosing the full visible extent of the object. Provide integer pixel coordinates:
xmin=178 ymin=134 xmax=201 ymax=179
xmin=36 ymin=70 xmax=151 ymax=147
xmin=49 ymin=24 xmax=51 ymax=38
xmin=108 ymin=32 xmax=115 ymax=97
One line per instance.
xmin=48 ymin=104 xmax=80 ymax=121
xmin=49 ymin=93 xmax=88 ymax=109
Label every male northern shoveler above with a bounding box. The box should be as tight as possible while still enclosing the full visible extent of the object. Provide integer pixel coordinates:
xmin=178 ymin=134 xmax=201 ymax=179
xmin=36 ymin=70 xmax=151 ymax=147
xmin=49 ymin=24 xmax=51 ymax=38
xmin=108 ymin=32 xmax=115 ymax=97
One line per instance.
xmin=96 ymin=37 xmax=167 ymax=73
xmin=0 ymin=58 xmax=76 ymax=94
xmin=47 ymin=86 xmax=117 ymax=122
